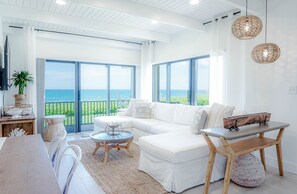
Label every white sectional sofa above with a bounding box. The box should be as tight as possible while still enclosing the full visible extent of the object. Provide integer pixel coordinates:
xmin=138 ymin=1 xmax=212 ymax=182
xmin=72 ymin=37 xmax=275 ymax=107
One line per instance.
xmin=93 ymin=101 xmax=240 ymax=193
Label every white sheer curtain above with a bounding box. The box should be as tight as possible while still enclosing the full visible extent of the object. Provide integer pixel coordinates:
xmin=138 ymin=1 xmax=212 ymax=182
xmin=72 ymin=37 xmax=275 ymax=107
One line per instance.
xmin=24 ymin=27 xmax=37 ymax=117
xmin=140 ymin=41 xmax=154 ymax=101
xmin=209 ymin=13 xmax=246 ymax=109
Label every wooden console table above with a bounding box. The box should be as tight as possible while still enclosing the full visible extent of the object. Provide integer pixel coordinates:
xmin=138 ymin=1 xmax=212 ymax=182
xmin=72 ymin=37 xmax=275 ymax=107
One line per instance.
xmin=201 ymin=121 xmax=289 ymax=194
xmin=0 ymin=114 xmax=36 ymax=137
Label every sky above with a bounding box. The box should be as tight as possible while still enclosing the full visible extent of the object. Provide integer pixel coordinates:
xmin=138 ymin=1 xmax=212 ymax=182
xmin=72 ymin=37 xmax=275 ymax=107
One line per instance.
xmin=159 ymin=58 xmax=209 ymax=90
xmin=45 ymin=59 xmax=209 ymax=91
xmin=45 ymin=61 xmax=133 ymax=90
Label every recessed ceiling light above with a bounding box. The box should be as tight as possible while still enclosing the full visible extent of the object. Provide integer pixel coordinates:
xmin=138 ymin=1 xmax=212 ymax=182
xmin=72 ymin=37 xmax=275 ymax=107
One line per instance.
xmin=151 ymin=20 xmax=159 ymax=24
xmin=189 ymin=0 xmax=199 ymax=5
xmin=56 ymin=0 xmax=66 ymax=5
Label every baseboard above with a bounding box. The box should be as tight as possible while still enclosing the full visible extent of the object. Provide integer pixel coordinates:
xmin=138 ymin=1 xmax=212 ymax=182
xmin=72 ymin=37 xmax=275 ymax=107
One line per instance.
xmin=254 ymin=153 xmax=297 ymax=175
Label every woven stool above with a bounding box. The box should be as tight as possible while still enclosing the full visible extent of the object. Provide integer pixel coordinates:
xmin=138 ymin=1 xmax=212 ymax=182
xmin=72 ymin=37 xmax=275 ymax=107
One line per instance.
xmin=231 ymin=154 xmax=265 ymax=187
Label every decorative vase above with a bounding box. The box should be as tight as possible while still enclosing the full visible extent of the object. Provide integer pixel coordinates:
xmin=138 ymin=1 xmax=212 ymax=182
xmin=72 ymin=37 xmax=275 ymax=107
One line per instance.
xmin=14 ymin=94 xmax=26 ymax=107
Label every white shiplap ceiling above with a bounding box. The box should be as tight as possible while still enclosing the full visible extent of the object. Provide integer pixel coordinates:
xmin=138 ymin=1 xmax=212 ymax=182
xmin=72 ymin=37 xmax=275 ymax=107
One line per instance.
xmin=0 ymin=0 xmax=262 ymax=43
xmin=131 ymin=0 xmax=237 ymax=21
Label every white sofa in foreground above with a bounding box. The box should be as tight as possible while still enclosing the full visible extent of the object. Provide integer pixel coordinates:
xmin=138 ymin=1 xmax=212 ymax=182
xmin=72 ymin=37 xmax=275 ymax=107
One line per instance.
xmin=93 ymin=101 xmax=241 ymax=193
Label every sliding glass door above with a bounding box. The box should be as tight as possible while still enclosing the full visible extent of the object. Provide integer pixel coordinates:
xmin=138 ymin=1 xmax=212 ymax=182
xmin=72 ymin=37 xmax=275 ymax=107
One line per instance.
xmin=44 ymin=60 xmax=135 ymax=133
xmin=80 ymin=64 xmax=108 ymax=131
xmin=44 ymin=61 xmax=77 ymax=133
xmin=110 ymin=66 xmax=135 ymax=114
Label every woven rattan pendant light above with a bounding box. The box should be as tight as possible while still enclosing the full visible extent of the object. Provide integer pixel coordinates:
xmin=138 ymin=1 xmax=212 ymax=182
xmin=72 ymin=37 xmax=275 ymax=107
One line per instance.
xmin=232 ymin=0 xmax=262 ymax=40
xmin=251 ymin=0 xmax=280 ymax=64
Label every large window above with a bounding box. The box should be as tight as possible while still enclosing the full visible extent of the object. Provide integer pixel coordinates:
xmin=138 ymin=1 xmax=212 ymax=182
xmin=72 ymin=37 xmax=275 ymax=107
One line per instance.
xmin=170 ymin=61 xmax=190 ymax=105
xmin=44 ymin=61 xmax=136 ymax=133
xmin=153 ymin=56 xmax=209 ymax=106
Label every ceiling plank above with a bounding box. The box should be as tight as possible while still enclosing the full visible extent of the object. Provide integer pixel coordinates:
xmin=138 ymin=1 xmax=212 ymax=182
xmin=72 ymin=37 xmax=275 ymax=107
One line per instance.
xmin=218 ymin=0 xmax=265 ymax=15
xmin=71 ymin=0 xmax=206 ymax=31
xmin=0 ymin=4 xmax=171 ymax=42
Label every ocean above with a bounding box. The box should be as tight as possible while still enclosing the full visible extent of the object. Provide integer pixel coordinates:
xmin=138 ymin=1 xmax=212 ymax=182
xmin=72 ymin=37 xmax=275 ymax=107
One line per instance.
xmin=45 ymin=89 xmax=208 ymax=102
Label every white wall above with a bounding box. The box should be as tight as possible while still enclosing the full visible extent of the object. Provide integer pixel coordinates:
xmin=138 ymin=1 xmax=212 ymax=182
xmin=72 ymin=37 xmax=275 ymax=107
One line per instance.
xmin=2 ymin=27 xmax=141 ymax=105
xmin=2 ymin=29 xmax=26 ymax=105
xmin=244 ymin=0 xmax=297 ymax=174
xmin=36 ymin=32 xmax=141 ymax=65
xmin=153 ymin=1 xmax=297 ymax=175
xmin=153 ymin=30 xmax=210 ymax=64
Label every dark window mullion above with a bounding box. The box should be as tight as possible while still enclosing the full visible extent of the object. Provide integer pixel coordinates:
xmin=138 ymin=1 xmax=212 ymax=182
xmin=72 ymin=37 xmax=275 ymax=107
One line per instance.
xmin=107 ymin=64 xmax=110 ymax=115
xmin=75 ymin=62 xmax=81 ymax=132
xmin=167 ymin=63 xmax=171 ymax=103
xmin=190 ymin=59 xmax=196 ymax=106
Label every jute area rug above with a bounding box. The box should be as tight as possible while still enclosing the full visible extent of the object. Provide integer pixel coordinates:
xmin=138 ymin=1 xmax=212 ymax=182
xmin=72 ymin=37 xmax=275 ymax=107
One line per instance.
xmin=69 ymin=138 xmax=167 ymax=194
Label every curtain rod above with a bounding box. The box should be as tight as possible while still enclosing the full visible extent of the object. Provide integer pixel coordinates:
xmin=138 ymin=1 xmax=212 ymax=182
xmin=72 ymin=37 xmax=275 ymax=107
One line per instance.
xmin=8 ymin=25 xmax=143 ymax=45
xmin=203 ymin=11 xmax=241 ymax=25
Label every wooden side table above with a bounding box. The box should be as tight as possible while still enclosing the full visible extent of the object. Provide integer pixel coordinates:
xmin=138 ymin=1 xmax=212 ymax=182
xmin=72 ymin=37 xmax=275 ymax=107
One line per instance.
xmin=200 ymin=121 xmax=289 ymax=194
xmin=0 ymin=114 xmax=36 ymax=137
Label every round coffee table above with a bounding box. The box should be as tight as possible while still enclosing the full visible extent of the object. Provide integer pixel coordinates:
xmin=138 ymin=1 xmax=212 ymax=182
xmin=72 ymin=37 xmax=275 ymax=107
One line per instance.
xmin=90 ymin=131 xmax=134 ymax=164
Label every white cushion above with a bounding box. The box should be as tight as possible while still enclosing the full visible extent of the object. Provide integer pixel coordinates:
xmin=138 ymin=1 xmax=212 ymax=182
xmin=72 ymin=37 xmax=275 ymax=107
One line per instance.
xmin=133 ymin=102 xmax=151 ymax=119
xmin=126 ymin=98 xmax=147 ymax=116
xmin=139 ymin=132 xmax=220 ymax=163
xmin=191 ymin=109 xmax=208 ymax=134
xmin=205 ymin=103 xmax=235 ymax=128
xmin=133 ymin=118 xmax=168 ymax=133
xmin=152 ymin=103 xmax=176 ymax=122
xmin=150 ymin=123 xmax=191 ymax=134
xmin=93 ymin=116 xmax=133 ymax=129
xmin=172 ymin=105 xmax=201 ymax=125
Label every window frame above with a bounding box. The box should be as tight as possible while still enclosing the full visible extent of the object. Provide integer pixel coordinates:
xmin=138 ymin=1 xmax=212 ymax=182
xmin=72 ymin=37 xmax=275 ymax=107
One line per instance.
xmin=43 ymin=59 xmax=136 ymax=133
xmin=152 ymin=55 xmax=210 ymax=106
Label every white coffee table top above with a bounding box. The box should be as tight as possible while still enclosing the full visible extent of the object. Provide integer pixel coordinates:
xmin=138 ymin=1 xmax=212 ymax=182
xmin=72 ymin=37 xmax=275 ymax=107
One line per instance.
xmin=90 ymin=131 xmax=134 ymax=144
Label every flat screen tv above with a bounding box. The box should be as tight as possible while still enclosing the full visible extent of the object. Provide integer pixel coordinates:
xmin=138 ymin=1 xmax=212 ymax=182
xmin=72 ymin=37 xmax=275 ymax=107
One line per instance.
xmin=0 ymin=36 xmax=10 ymax=91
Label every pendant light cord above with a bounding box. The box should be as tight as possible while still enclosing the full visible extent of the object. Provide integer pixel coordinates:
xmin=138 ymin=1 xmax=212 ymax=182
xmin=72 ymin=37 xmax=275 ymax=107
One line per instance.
xmin=265 ymin=0 xmax=268 ymax=43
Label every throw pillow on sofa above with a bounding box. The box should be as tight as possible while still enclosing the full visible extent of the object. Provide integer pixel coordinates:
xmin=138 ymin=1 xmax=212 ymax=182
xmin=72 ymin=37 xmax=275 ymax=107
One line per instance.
xmin=205 ymin=103 xmax=235 ymax=128
xmin=133 ymin=103 xmax=152 ymax=119
xmin=126 ymin=98 xmax=147 ymax=116
xmin=191 ymin=109 xmax=208 ymax=134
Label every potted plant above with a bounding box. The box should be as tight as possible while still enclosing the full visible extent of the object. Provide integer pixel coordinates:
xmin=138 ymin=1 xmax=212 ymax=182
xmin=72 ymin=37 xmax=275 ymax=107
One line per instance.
xmin=11 ymin=70 xmax=34 ymax=107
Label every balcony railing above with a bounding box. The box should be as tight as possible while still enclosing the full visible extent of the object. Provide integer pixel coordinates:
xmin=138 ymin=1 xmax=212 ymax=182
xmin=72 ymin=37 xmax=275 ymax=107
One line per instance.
xmin=45 ymin=99 xmax=130 ymax=126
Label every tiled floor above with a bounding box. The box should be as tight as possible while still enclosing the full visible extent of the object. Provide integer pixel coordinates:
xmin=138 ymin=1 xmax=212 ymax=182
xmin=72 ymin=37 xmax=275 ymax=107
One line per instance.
xmin=67 ymin=133 xmax=297 ymax=194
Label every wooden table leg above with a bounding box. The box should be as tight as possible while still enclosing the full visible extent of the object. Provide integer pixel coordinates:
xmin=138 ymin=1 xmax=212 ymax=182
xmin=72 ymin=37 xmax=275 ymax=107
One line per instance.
xmin=125 ymin=138 xmax=133 ymax=157
xmin=276 ymin=143 xmax=284 ymax=176
xmin=92 ymin=143 xmax=101 ymax=155
xmin=203 ymin=134 xmax=217 ymax=194
xmin=203 ymin=149 xmax=216 ymax=194
xmin=276 ymin=128 xmax=285 ymax=176
xmin=104 ymin=143 xmax=109 ymax=164
xmin=220 ymin=137 xmax=235 ymax=194
xmin=222 ymin=155 xmax=235 ymax=194
xmin=259 ymin=133 xmax=266 ymax=170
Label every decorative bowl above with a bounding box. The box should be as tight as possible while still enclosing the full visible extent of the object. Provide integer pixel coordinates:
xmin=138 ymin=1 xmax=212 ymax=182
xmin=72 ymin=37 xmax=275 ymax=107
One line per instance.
xmin=3 ymin=104 xmax=33 ymax=116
